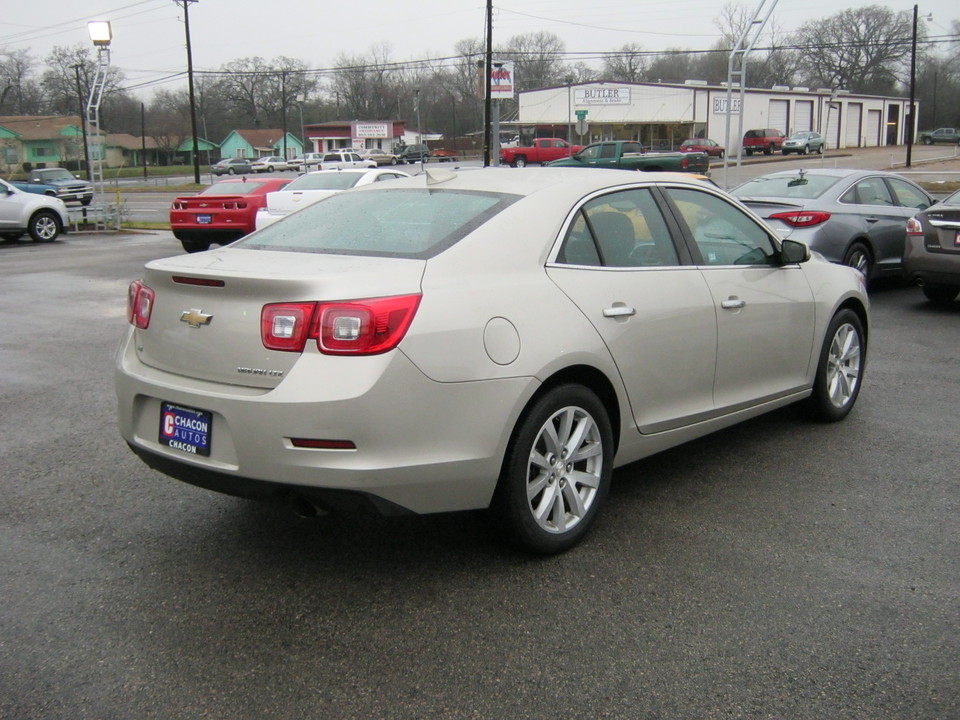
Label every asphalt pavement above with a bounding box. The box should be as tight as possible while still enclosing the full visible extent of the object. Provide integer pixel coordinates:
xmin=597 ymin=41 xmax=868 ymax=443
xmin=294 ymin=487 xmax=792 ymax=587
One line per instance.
xmin=0 ymin=230 xmax=957 ymax=719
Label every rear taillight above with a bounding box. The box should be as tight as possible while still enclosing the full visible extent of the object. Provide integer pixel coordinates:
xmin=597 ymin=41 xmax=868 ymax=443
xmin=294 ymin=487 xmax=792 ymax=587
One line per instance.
xmin=316 ymin=294 xmax=422 ymax=355
xmin=906 ymin=217 xmax=924 ymax=236
xmin=768 ymin=210 xmax=831 ymax=228
xmin=261 ymin=295 xmax=421 ymax=355
xmin=261 ymin=303 xmax=317 ymax=352
xmin=222 ymin=201 xmax=248 ymax=210
xmin=127 ymin=280 xmax=155 ymax=329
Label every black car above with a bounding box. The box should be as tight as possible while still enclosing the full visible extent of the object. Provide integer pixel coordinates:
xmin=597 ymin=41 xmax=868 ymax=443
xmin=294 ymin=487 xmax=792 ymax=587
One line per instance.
xmin=395 ymin=144 xmax=431 ymax=164
xmin=211 ymin=158 xmax=254 ymax=176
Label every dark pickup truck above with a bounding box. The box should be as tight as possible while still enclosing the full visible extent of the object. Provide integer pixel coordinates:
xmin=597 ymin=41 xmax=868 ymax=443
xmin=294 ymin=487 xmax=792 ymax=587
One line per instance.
xmin=547 ymin=141 xmax=710 ymax=174
xmin=918 ymin=128 xmax=960 ymax=145
xmin=10 ymin=168 xmax=94 ymax=205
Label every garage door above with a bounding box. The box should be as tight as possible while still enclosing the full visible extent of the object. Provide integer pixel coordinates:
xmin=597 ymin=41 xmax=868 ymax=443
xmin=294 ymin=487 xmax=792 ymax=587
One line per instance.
xmin=768 ymin=99 xmax=789 ymax=132
xmin=794 ymin=100 xmax=814 ymax=132
xmin=865 ymin=109 xmax=882 ymax=146
xmin=845 ymin=102 xmax=863 ymax=147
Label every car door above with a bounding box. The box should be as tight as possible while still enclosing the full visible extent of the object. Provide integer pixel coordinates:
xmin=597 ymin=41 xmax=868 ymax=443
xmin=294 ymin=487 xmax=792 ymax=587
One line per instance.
xmin=0 ymin=180 xmax=23 ymax=231
xmin=546 ymin=187 xmax=719 ymax=434
xmin=840 ymin=176 xmax=917 ymax=272
xmin=661 ymin=186 xmax=816 ymax=410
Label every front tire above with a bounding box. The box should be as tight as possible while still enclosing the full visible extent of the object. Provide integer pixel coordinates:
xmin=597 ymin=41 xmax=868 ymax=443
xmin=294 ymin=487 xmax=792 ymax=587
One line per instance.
xmin=493 ymin=384 xmax=613 ymax=554
xmin=28 ymin=210 xmax=61 ymax=242
xmin=806 ymin=309 xmax=865 ymax=422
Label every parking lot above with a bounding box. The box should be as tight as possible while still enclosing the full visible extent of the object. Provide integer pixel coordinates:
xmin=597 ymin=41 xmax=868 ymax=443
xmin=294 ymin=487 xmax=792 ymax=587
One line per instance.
xmin=2 ymin=188 xmax=958 ymax=717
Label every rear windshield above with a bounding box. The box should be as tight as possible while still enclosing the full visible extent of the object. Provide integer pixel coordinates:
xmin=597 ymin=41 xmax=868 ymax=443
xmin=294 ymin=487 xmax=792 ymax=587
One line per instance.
xmin=284 ymin=173 xmax=363 ymax=191
xmin=731 ymin=174 xmax=841 ymax=200
xmin=201 ymin=181 xmax=269 ymax=195
xmin=236 ymin=188 xmax=518 ymax=259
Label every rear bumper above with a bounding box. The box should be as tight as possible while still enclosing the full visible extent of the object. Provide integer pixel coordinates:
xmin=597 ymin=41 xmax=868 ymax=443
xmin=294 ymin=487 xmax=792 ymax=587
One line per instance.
xmin=115 ymin=329 xmax=535 ymax=515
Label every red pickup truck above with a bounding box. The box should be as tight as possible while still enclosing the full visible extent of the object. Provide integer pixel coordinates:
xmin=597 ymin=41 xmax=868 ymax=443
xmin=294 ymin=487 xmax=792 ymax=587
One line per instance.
xmin=500 ymin=138 xmax=583 ymax=167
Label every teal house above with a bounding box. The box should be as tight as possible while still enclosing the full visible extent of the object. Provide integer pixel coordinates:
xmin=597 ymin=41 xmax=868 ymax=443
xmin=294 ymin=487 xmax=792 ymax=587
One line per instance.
xmin=218 ymin=129 xmax=303 ymax=161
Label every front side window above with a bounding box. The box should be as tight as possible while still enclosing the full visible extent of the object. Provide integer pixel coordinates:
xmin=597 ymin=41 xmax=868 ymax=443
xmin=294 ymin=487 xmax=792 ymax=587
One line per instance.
xmin=557 ymin=188 xmax=679 ymax=268
xmin=887 ymin=178 xmax=931 ymax=210
xmin=665 ymin=188 xmax=777 ymax=266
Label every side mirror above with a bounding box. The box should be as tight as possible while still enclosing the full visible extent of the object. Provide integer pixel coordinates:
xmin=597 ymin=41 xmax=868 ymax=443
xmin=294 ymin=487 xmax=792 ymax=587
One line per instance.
xmin=781 ymin=238 xmax=810 ymax=264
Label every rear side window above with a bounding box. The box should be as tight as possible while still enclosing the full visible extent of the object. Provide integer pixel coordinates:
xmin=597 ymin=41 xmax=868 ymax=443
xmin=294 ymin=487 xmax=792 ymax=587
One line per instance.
xmin=558 ymin=188 xmax=679 ymax=268
xmin=237 ymin=188 xmax=517 ymax=258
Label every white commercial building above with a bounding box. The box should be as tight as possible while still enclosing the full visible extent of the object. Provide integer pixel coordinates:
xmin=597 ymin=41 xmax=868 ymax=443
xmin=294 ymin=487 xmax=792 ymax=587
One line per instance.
xmin=513 ymin=81 xmax=917 ymax=153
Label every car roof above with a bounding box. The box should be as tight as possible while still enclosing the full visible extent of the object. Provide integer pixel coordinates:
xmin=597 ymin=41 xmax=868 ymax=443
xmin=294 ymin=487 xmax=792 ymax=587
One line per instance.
xmin=349 ymin=166 xmax=716 ymax=200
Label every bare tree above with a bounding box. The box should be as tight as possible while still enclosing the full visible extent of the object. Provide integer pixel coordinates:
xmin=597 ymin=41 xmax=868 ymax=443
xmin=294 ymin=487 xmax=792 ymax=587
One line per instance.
xmin=793 ymin=5 xmax=918 ymax=94
xmin=0 ymin=48 xmax=42 ymax=115
xmin=41 ymin=44 xmax=127 ymax=117
xmin=498 ymin=32 xmax=569 ymax=91
xmin=601 ymin=43 xmax=647 ymax=83
xmin=329 ymin=43 xmax=404 ymax=121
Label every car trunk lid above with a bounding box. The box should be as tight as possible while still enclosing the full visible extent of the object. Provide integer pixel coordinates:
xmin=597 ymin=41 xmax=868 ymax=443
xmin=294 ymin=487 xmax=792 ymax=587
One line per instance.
xmin=135 ymin=249 xmax=426 ymax=389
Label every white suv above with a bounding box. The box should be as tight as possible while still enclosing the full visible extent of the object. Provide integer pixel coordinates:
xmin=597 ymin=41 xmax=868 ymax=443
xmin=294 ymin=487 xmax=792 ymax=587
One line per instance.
xmin=0 ymin=178 xmax=69 ymax=242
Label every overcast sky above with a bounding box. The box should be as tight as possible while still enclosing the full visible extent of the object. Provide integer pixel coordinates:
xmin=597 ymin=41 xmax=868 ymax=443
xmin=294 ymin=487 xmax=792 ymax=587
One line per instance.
xmin=1 ymin=0 xmax=956 ymax=96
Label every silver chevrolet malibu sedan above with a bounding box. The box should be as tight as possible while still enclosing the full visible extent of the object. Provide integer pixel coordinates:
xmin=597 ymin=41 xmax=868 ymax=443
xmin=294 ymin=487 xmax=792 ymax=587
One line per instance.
xmin=116 ymin=168 xmax=869 ymax=554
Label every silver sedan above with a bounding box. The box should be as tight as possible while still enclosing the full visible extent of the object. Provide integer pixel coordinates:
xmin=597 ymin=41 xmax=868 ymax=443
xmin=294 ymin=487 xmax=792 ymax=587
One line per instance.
xmin=117 ymin=168 xmax=869 ymax=554
xmin=731 ymin=168 xmax=935 ymax=281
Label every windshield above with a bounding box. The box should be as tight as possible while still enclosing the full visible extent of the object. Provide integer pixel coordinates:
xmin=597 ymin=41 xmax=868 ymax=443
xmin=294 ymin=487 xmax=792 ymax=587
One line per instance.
xmin=943 ymin=188 xmax=960 ymax=205
xmin=39 ymin=169 xmax=75 ymax=181
xmin=201 ymin=181 xmax=269 ymax=195
xmin=732 ymin=173 xmax=841 ymax=200
xmin=237 ymin=188 xmax=518 ymax=259
xmin=787 ymin=132 xmax=814 ymax=140
xmin=283 ymin=173 xmax=364 ymax=191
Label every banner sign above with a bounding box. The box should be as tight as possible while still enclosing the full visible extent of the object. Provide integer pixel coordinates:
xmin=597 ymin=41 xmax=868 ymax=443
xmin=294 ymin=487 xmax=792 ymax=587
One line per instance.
xmin=491 ymin=62 xmax=515 ymax=100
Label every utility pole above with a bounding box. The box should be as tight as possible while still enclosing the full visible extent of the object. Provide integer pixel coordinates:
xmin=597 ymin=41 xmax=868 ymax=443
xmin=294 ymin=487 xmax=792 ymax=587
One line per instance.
xmin=71 ymin=64 xmax=91 ymax=181
xmin=482 ymin=0 xmax=493 ymax=167
xmin=174 ymin=0 xmax=201 ymax=184
xmin=906 ymin=3 xmax=918 ymax=168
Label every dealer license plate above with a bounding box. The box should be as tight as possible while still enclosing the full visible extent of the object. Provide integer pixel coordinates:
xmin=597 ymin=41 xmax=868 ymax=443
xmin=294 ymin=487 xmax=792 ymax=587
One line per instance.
xmin=159 ymin=402 xmax=212 ymax=456
xmin=196 ymin=214 xmax=212 ymax=224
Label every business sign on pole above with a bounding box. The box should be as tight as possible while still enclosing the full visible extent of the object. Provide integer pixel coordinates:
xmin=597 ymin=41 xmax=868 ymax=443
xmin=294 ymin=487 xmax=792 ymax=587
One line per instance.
xmin=491 ymin=62 xmax=515 ymax=100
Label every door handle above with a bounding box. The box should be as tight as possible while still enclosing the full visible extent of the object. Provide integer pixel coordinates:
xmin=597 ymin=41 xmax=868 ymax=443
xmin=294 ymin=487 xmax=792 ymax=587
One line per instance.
xmin=865 ymin=217 xmax=879 ymax=223
xmin=603 ymin=306 xmax=636 ymax=318
xmin=721 ymin=298 xmax=746 ymax=310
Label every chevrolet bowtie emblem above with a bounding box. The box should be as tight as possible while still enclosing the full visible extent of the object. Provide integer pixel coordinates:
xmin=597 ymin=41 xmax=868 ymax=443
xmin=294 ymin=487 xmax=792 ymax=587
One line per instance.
xmin=180 ymin=309 xmax=213 ymax=328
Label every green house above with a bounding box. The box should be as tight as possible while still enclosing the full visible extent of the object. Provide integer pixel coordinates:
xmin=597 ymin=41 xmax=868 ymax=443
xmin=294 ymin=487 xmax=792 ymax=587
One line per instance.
xmin=218 ymin=129 xmax=303 ymax=161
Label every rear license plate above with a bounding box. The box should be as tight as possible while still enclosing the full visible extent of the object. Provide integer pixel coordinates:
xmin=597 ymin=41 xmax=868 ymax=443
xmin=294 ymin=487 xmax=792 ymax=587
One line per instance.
xmin=197 ymin=214 xmax=212 ymax=224
xmin=160 ymin=402 xmax=212 ymax=456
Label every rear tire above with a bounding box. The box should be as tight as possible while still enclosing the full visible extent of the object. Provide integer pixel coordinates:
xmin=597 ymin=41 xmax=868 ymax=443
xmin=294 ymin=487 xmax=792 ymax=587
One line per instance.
xmin=806 ymin=309 xmax=865 ymax=422
xmin=492 ymin=384 xmax=612 ymax=554
xmin=180 ymin=238 xmax=211 ymax=253
xmin=514 ymin=156 xmax=527 ymax=168
xmin=843 ymin=242 xmax=872 ymax=280
xmin=921 ymin=285 xmax=959 ymax=305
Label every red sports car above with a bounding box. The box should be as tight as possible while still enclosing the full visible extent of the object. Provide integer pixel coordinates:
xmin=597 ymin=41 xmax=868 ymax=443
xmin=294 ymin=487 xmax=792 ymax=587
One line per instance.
xmin=679 ymin=138 xmax=725 ymax=158
xmin=171 ymin=177 xmax=291 ymax=253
